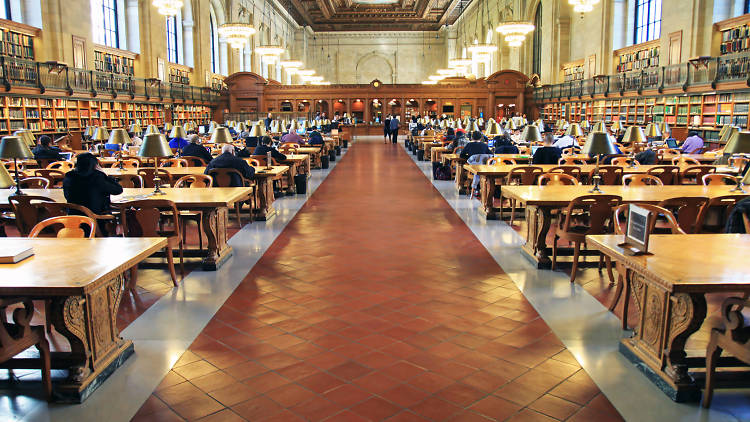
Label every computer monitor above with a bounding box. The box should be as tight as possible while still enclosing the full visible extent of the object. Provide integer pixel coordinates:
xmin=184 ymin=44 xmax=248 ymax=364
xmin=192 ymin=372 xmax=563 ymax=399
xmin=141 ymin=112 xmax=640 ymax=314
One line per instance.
xmin=60 ymin=152 xmax=73 ymax=161
xmin=488 ymin=139 xmax=496 ymax=148
xmin=199 ymin=126 xmax=206 ymax=134
xmin=666 ymin=138 xmax=678 ymax=149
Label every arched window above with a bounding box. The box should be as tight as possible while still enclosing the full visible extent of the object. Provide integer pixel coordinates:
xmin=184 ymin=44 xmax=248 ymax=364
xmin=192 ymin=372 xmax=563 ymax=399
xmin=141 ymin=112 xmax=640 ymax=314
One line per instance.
xmin=634 ymin=0 xmax=662 ymax=44
xmin=745 ymin=0 xmax=750 ymax=13
xmin=166 ymin=15 xmax=179 ymax=63
xmin=1 ymin=1 xmax=11 ymax=20
xmin=91 ymin=0 xmax=119 ymax=48
xmin=210 ymin=12 xmax=218 ymax=73
xmin=532 ymin=4 xmax=542 ymax=76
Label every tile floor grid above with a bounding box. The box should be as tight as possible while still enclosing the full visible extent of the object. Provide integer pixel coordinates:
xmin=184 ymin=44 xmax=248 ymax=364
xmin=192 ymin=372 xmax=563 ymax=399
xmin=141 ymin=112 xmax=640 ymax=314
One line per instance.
xmin=133 ymin=138 xmax=623 ymax=422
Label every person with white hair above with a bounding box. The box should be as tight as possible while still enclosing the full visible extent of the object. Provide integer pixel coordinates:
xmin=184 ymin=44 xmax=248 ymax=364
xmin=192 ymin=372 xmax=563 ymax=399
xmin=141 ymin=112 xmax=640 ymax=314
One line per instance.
xmin=181 ymin=134 xmax=213 ymax=163
xmin=205 ymin=143 xmax=255 ymax=186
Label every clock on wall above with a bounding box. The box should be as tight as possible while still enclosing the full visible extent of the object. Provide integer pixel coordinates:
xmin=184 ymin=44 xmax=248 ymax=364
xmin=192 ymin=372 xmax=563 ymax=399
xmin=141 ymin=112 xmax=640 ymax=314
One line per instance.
xmin=371 ymin=79 xmax=382 ymax=89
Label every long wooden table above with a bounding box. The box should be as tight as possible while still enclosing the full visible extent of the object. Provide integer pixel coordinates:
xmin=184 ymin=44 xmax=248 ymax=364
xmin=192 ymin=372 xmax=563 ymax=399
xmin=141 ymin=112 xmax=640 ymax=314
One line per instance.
xmin=296 ymin=147 xmax=325 ymax=168
xmin=467 ymin=164 xmax=740 ymax=220
xmin=0 ymin=188 xmax=253 ymax=270
xmin=0 ymin=237 xmax=166 ymax=402
xmin=588 ymin=234 xmax=750 ymax=402
xmin=500 ymin=185 xmax=749 ymax=268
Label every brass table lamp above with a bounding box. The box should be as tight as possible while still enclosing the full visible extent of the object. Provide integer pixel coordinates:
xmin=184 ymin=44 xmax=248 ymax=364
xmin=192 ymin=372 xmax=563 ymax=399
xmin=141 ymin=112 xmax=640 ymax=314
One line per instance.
xmin=484 ymin=121 xmax=502 ymax=137
xmin=565 ymin=123 xmax=584 ymax=138
xmin=144 ymin=124 xmax=160 ymax=135
xmin=0 ymin=136 xmax=34 ymax=195
xmin=210 ymin=127 xmax=233 ymax=144
xmin=138 ymin=133 xmax=172 ymax=195
xmin=622 ymin=126 xmax=646 ymax=167
xmin=521 ymin=125 xmax=542 ymax=144
xmin=107 ymin=128 xmax=131 ymax=169
xmin=0 ymin=163 xmax=13 ymax=189
xmin=249 ymin=122 xmax=267 ymax=137
xmin=129 ymin=123 xmax=143 ymax=136
xmin=582 ymin=132 xmax=618 ymax=193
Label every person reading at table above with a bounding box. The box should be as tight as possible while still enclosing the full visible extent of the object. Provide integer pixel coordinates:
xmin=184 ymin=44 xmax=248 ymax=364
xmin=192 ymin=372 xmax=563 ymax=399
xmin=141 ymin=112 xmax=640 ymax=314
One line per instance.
xmin=532 ymin=133 xmax=562 ymax=165
xmin=182 ymin=134 xmax=213 ymax=163
xmin=460 ymin=131 xmax=492 ymax=160
xmin=308 ymin=130 xmax=325 ymax=147
xmin=168 ymin=134 xmax=189 ymax=150
xmin=205 ymin=144 xmax=255 ymax=187
xmin=493 ymin=134 xmax=520 ymax=154
xmin=681 ymin=131 xmax=704 ymax=154
xmin=281 ymin=128 xmax=303 ymax=144
xmin=254 ymin=136 xmax=287 ymax=162
xmin=553 ymin=133 xmax=578 ymax=150
xmin=63 ymin=153 xmax=123 ymax=216
xmin=32 ymin=135 xmax=63 ymax=161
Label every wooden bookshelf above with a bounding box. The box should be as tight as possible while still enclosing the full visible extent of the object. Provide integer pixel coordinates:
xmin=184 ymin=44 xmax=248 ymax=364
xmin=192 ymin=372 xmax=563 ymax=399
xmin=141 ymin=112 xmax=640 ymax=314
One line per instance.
xmin=0 ymin=19 xmax=37 ymax=60
xmin=169 ymin=65 xmax=191 ymax=85
xmin=614 ymin=40 xmax=660 ymax=73
xmin=172 ymin=104 xmax=211 ymax=126
xmin=715 ymin=14 xmax=750 ymax=55
xmin=562 ymin=60 xmax=585 ymax=82
xmin=93 ymin=45 xmax=136 ymax=76
xmin=0 ymin=95 xmax=166 ymax=135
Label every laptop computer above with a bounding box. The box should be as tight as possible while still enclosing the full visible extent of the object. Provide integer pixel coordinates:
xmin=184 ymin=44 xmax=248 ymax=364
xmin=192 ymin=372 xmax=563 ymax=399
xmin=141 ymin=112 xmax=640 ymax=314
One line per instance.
xmin=666 ymin=138 xmax=678 ymax=149
xmin=59 ymin=152 xmax=73 ymax=161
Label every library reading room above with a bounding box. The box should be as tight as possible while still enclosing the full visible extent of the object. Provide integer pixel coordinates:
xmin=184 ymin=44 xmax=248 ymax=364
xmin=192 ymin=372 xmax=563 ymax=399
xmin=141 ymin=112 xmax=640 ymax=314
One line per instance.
xmin=1 ymin=0 xmax=750 ymax=421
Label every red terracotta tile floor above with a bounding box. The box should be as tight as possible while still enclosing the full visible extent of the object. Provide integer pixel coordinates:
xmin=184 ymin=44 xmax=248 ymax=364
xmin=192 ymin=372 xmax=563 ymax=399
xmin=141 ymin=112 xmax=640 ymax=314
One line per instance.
xmin=133 ymin=138 xmax=624 ymax=421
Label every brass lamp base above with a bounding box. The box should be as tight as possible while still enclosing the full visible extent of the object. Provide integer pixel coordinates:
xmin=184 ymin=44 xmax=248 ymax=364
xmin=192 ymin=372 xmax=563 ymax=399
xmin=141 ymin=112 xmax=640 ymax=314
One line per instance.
xmin=152 ymin=176 xmax=167 ymax=195
xmin=729 ymin=183 xmax=746 ymax=193
xmin=589 ymin=174 xmax=604 ymax=193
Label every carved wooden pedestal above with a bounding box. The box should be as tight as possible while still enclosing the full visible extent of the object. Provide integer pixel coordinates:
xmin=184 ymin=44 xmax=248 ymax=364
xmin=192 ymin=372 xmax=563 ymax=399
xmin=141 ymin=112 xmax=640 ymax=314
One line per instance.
xmin=254 ymin=175 xmax=278 ymax=221
xmin=455 ymin=163 xmax=470 ymax=195
xmin=201 ymin=206 xmax=233 ymax=270
xmin=521 ymin=205 xmax=553 ymax=268
xmin=478 ymin=175 xmax=501 ymax=220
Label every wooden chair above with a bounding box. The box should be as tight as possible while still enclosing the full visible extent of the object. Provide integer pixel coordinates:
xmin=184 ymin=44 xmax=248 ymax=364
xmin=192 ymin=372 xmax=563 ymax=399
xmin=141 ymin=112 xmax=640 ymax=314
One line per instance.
xmin=99 ymin=149 xmax=117 ymax=158
xmin=19 ymin=177 xmax=50 ymax=189
xmin=611 ymin=157 xmax=639 ymax=166
xmin=728 ymin=156 xmax=749 ymax=169
xmin=551 ymin=194 xmax=621 ymax=283
xmin=538 ymin=173 xmax=579 ymax=186
xmin=561 ymin=147 xmax=582 ymax=156
xmin=702 ymin=173 xmax=738 ymax=186
xmin=173 ymin=175 xmax=214 ymax=251
xmin=33 ymin=169 xmax=66 ymax=187
xmin=160 ymin=158 xmax=189 ymax=168
xmin=549 ymin=165 xmax=582 ymax=180
xmin=559 ymin=157 xmax=586 ymax=165
xmin=114 ymin=173 xmax=144 ymax=188
xmin=137 ymin=168 xmax=172 ymax=188
xmin=487 ymin=157 xmax=516 ymax=165
xmin=111 ymin=159 xmax=140 ymax=169
xmin=29 ymin=215 xmax=96 ymax=239
xmin=246 ymin=158 xmax=261 ymax=167
xmin=658 ymin=197 xmax=709 ymax=234
xmin=0 ymin=298 xmax=52 ymax=400
xmin=504 ymin=166 xmax=544 ymax=226
xmin=704 ymin=296 xmax=750 ymax=408
xmin=609 ymin=204 xmax=685 ymax=329
xmin=116 ymin=199 xmax=183 ymax=288
xmin=622 ymin=174 xmax=663 ymax=186
xmin=46 ymin=161 xmax=74 ymax=171
xmin=647 ymin=165 xmax=680 ymax=185
xmin=672 ymin=156 xmax=701 ymax=166
xmin=2 ymin=160 xmax=24 ymax=171
xmin=8 ymin=195 xmax=54 ymax=236
xmin=589 ymin=166 xmax=623 ymax=185
xmin=681 ymin=165 xmax=716 ymax=185
xmin=695 ymin=195 xmax=747 ymax=233
xmin=207 ymin=168 xmax=253 ymax=225
xmin=182 ymin=156 xmax=208 ymax=167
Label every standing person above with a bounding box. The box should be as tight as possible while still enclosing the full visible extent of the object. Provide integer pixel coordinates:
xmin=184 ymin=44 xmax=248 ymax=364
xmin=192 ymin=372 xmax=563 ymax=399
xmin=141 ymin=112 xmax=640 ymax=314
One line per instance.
xmin=390 ymin=115 xmax=400 ymax=144
xmin=384 ymin=114 xmax=391 ymax=144
xmin=264 ymin=113 xmax=273 ymax=131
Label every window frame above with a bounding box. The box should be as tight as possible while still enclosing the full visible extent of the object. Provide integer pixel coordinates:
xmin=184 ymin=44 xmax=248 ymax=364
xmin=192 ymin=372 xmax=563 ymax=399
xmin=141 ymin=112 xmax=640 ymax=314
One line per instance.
xmin=634 ymin=0 xmax=662 ymax=45
xmin=1 ymin=0 xmax=11 ymax=20
xmin=101 ymin=0 xmax=119 ymax=49
xmin=210 ymin=13 xmax=216 ymax=73
xmin=166 ymin=15 xmax=179 ymax=64
xmin=532 ymin=3 xmax=542 ymax=76
xmin=745 ymin=0 xmax=750 ymax=14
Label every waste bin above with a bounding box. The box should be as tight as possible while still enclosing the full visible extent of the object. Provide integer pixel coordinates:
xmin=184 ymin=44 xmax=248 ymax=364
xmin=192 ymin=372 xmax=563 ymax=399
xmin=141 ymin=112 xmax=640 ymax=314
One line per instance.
xmin=335 ymin=146 xmax=341 ymax=156
xmin=329 ymin=149 xmax=336 ymax=162
xmin=294 ymin=174 xmax=307 ymax=194
xmin=321 ymin=155 xmax=329 ymax=169
xmin=343 ymin=140 xmax=348 ymax=148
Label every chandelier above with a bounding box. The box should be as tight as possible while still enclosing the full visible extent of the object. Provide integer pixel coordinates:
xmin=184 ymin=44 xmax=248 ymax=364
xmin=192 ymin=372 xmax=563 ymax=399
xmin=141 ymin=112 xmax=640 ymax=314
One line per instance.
xmin=280 ymin=60 xmax=303 ymax=69
xmin=569 ymin=0 xmax=600 ymax=14
xmin=449 ymin=58 xmax=472 ymax=69
xmin=297 ymin=69 xmax=315 ymax=77
xmin=153 ymin=0 xmax=183 ymax=16
xmin=467 ymin=43 xmax=497 ymax=56
xmin=422 ymin=80 xmax=438 ymax=85
xmin=218 ymin=23 xmax=257 ymax=49
xmin=437 ymin=68 xmax=458 ymax=76
xmin=495 ymin=22 xmax=535 ymax=47
xmin=255 ymin=45 xmax=285 ymax=57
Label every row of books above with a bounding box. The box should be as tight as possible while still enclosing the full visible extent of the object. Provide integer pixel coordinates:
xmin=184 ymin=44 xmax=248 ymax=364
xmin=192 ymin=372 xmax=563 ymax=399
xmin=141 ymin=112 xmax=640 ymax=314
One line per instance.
xmin=94 ymin=51 xmax=135 ymax=75
xmin=616 ymin=47 xmax=660 ymax=73
xmin=720 ymin=24 xmax=750 ymax=55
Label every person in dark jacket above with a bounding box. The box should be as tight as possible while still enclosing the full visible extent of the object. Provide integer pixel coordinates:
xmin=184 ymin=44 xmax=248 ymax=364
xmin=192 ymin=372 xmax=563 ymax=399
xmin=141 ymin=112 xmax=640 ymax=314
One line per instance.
xmin=245 ymin=136 xmax=261 ymax=148
xmin=205 ymin=144 xmax=255 ymax=187
xmin=32 ymin=135 xmax=63 ymax=161
xmin=264 ymin=113 xmax=273 ymax=131
xmin=308 ymin=130 xmax=325 ymax=147
xmin=635 ymin=148 xmax=657 ymax=165
xmin=532 ymin=133 xmax=562 ymax=165
xmin=389 ymin=116 xmax=400 ymax=144
xmin=254 ymin=136 xmax=287 ymax=163
xmin=63 ymin=153 xmax=123 ymax=215
xmin=460 ymin=131 xmax=492 ymax=160
xmin=725 ymin=197 xmax=750 ymax=233
xmin=181 ymin=135 xmax=213 ymax=163
xmin=493 ymin=134 xmax=520 ymax=154
xmin=383 ymin=115 xmax=391 ymax=144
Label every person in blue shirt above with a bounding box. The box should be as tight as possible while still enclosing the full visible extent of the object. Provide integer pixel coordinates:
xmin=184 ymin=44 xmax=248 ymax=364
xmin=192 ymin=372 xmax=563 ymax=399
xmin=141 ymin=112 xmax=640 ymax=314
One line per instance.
xmin=389 ymin=116 xmax=400 ymax=144
xmin=32 ymin=135 xmax=63 ymax=160
xmin=308 ymin=130 xmax=325 ymax=147
xmin=254 ymin=136 xmax=287 ymax=163
xmin=460 ymin=131 xmax=492 ymax=160
xmin=228 ymin=126 xmax=237 ymax=136
xmin=493 ymin=134 xmax=520 ymax=154
xmin=168 ymin=135 xmax=189 ymax=150
xmin=532 ymin=133 xmax=562 ymax=165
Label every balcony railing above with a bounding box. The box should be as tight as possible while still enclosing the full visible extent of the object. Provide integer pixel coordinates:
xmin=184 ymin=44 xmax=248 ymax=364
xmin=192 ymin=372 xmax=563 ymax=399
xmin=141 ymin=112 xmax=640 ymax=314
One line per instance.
xmin=0 ymin=56 xmax=223 ymax=103
xmin=534 ymin=51 xmax=750 ymax=102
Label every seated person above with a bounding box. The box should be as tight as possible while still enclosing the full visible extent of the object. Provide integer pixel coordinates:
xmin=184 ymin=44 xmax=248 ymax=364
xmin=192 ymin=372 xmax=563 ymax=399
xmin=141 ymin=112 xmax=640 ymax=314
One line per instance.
xmin=635 ymin=148 xmax=657 ymax=165
xmin=254 ymin=136 xmax=288 ymax=163
xmin=32 ymin=135 xmax=63 ymax=161
xmin=493 ymin=134 xmax=519 ymax=154
xmin=532 ymin=133 xmax=562 ymax=165
xmin=128 ymin=133 xmax=143 ymax=147
xmin=168 ymin=134 xmax=189 ymax=150
xmin=205 ymin=144 xmax=255 ymax=186
xmin=441 ymin=128 xmax=456 ymax=143
xmin=553 ymin=134 xmax=578 ymax=150
xmin=308 ymin=130 xmax=325 ymax=147
xmin=446 ymin=131 xmax=468 ymax=153
xmin=281 ymin=128 xmax=303 ymax=144
xmin=228 ymin=126 xmax=238 ymax=136
xmin=460 ymin=131 xmax=492 ymax=160
xmin=245 ymin=136 xmax=261 ymax=148
xmin=63 ymin=153 xmax=123 ymax=216
xmin=681 ymin=130 xmax=704 ymax=154
xmin=181 ymin=134 xmax=213 ymax=163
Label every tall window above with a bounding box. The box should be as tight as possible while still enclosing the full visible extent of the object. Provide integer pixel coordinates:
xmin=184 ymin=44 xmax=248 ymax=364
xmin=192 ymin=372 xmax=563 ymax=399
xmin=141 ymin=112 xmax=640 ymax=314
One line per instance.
xmin=91 ymin=0 xmax=119 ymax=48
xmin=1 ymin=0 xmax=11 ymax=20
xmin=166 ymin=16 xmax=179 ymax=63
xmin=634 ymin=0 xmax=662 ymax=44
xmin=745 ymin=0 xmax=750 ymax=14
xmin=532 ymin=4 xmax=542 ymax=76
xmin=210 ymin=14 xmax=216 ymax=73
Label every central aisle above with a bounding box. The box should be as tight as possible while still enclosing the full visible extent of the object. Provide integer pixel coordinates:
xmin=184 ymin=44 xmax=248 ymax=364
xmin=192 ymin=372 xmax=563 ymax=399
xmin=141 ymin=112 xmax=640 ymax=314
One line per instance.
xmin=134 ymin=138 xmax=623 ymax=421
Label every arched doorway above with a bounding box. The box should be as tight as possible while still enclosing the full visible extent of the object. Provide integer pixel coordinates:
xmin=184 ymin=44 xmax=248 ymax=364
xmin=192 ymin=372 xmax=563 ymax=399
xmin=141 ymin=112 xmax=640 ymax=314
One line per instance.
xmin=424 ymin=99 xmax=437 ymax=118
xmin=315 ymin=100 xmax=329 ymax=116
xmin=387 ymin=99 xmax=401 ymax=119
xmin=351 ymin=99 xmax=365 ymax=122
xmin=280 ymin=100 xmax=293 ymax=112
xmin=405 ymin=99 xmax=419 ymax=120
xmin=371 ymin=99 xmax=383 ymax=122
xmin=333 ymin=99 xmax=346 ymax=118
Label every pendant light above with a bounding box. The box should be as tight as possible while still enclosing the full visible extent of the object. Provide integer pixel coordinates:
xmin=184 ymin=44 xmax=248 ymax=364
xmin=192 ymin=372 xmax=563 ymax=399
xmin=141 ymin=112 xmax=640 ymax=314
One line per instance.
xmin=152 ymin=0 xmax=183 ymax=17
xmin=218 ymin=4 xmax=256 ymax=49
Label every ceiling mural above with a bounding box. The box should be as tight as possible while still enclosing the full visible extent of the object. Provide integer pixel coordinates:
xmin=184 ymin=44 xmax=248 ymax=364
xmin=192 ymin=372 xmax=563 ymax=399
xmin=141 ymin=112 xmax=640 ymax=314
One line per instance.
xmin=277 ymin=0 xmax=475 ymax=31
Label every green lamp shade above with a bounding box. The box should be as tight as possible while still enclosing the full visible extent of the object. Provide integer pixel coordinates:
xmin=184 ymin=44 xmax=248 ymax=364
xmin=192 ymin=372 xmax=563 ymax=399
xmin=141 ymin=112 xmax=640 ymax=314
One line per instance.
xmin=0 ymin=163 xmax=13 ymax=188
xmin=108 ymin=128 xmax=131 ymax=145
xmin=91 ymin=127 xmax=110 ymax=142
xmin=622 ymin=126 xmax=646 ymax=144
xmin=644 ymin=123 xmax=662 ymax=138
xmin=144 ymin=125 xmax=160 ymax=135
xmin=169 ymin=126 xmax=187 ymax=139
xmin=592 ymin=122 xmax=606 ymax=132
xmin=582 ymin=132 xmax=618 ymax=155
xmin=521 ymin=125 xmax=542 ymax=143
xmin=249 ymin=122 xmax=267 ymax=137
xmin=129 ymin=124 xmax=142 ymax=134
xmin=0 ymin=136 xmax=33 ymax=159
xmin=138 ymin=134 xmax=172 ymax=158
xmin=210 ymin=127 xmax=233 ymax=144
xmin=565 ymin=123 xmax=584 ymax=137
xmin=723 ymin=131 xmax=750 ymax=154
xmin=720 ymin=126 xmax=739 ymax=144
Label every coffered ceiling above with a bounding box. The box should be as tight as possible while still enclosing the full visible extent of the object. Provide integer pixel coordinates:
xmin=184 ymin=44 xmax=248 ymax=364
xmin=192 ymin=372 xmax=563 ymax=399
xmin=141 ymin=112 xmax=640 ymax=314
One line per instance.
xmin=279 ymin=0 xmax=473 ymax=31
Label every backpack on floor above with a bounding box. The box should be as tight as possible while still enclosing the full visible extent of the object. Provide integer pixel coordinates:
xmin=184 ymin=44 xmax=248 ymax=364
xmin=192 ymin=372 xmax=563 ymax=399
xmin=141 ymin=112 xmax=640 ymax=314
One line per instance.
xmin=434 ymin=164 xmax=452 ymax=181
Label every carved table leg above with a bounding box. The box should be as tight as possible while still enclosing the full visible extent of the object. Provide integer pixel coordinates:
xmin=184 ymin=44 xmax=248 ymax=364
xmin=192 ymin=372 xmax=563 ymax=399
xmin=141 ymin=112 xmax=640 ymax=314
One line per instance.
xmin=664 ymin=293 xmax=707 ymax=387
xmin=285 ymin=162 xmax=298 ymax=195
xmin=455 ymin=163 xmax=467 ymax=194
xmin=479 ymin=175 xmax=499 ymax=220
xmin=201 ymin=206 xmax=232 ymax=270
xmin=254 ymin=176 xmax=278 ymax=221
xmin=521 ymin=205 xmax=552 ymax=268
